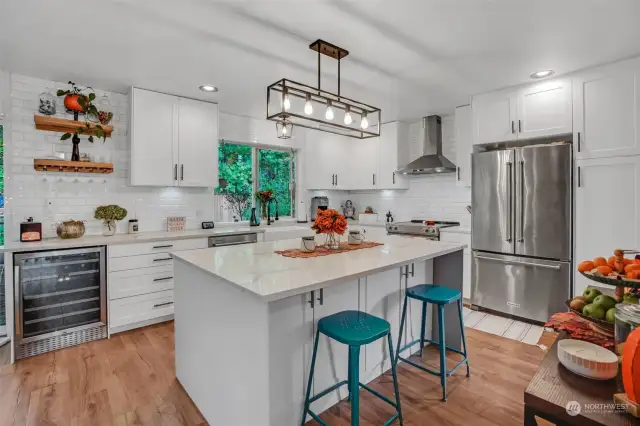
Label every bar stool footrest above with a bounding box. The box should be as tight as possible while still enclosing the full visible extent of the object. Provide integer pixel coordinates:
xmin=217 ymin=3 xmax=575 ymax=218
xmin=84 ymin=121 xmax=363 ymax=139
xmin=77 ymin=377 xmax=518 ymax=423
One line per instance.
xmin=359 ymin=382 xmax=398 ymax=408
xmin=308 ymin=380 xmax=348 ymax=404
xmin=399 ymin=337 xmax=466 ymax=357
xmin=398 ymin=355 xmax=469 ymax=377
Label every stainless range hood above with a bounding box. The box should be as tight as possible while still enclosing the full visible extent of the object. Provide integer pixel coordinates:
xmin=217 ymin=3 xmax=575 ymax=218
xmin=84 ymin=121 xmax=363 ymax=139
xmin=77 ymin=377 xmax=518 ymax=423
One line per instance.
xmin=396 ymin=115 xmax=457 ymax=175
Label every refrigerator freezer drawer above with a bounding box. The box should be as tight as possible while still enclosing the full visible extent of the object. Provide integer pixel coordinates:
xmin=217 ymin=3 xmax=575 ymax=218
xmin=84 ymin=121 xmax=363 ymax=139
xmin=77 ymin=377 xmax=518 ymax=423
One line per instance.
xmin=471 ymin=251 xmax=571 ymax=323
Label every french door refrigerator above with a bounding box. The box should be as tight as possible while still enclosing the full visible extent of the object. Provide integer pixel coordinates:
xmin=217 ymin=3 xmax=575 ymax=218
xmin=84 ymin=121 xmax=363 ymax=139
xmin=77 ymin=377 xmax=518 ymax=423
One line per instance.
xmin=471 ymin=143 xmax=572 ymax=323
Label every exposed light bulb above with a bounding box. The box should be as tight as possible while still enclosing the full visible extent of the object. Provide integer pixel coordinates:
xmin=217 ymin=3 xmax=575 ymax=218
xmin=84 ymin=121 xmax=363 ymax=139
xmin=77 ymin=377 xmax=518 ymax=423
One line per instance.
xmin=344 ymin=106 xmax=353 ymax=125
xmin=304 ymin=95 xmax=313 ymax=115
xmin=360 ymin=113 xmax=369 ymax=129
xmin=283 ymin=92 xmax=291 ymax=111
xmin=282 ymin=125 xmax=288 ymax=135
xmin=325 ymin=101 xmax=334 ymax=120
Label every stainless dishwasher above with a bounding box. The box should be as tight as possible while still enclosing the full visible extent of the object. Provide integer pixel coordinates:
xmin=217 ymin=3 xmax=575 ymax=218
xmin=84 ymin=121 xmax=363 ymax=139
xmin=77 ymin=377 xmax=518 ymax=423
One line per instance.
xmin=208 ymin=233 xmax=258 ymax=247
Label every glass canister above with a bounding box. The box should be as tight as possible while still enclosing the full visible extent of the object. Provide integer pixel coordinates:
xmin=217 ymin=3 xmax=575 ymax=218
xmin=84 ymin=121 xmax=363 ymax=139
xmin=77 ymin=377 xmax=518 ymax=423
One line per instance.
xmin=615 ymin=303 xmax=640 ymax=355
xmin=96 ymin=94 xmax=113 ymax=125
xmin=37 ymin=88 xmax=57 ymax=115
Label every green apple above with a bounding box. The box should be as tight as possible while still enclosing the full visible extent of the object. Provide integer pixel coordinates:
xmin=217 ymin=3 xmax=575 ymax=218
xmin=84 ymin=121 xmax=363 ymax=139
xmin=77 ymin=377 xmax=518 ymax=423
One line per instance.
xmin=582 ymin=303 xmax=606 ymax=320
xmin=606 ymin=307 xmax=616 ymax=323
xmin=593 ymin=294 xmax=617 ymax=311
xmin=583 ymin=287 xmax=602 ymax=303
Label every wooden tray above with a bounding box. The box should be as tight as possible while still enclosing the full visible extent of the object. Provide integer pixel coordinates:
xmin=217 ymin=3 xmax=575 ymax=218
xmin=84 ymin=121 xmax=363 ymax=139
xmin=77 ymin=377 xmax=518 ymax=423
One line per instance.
xmin=580 ymin=271 xmax=640 ymax=289
xmin=565 ymin=299 xmax=615 ymax=331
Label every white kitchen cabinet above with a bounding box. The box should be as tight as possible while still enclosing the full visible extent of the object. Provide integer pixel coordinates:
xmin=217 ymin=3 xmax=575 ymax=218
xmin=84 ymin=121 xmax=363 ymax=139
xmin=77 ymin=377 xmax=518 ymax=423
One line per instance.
xmin=455 ymin=105 xmax=472 ymax=187
xmin=348 ymin=137 xmax=379 ymax=190
xmin=178 ymin=98 xmax=219 ymax=187
xmin=377 ymin=122 xmax=410 ymax=189
xmin=472 ymin=89 xmax=517 ymax=145
xmin=575 ymin=156 xmax=640 ymax=295
xmin=573 ymin=58 xmax=640 ymax=159
xmin=516 ymin=79 xmax=572 ymax=139
xmin=130 ymin=87 xmax=219 ymax=187
xmin=304 ymin=131 xmax=345 ymax=190
xmin=472 ymin=78 xmax=572 ymax=145
xmin=131 ymin=89 xmax=177 ymax=186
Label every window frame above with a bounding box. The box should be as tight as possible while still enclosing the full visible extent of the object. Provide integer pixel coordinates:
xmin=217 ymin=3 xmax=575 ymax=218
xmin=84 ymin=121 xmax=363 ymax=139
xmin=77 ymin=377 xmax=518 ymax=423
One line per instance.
xmin=217 ymin=140 xmax=296 ymax=223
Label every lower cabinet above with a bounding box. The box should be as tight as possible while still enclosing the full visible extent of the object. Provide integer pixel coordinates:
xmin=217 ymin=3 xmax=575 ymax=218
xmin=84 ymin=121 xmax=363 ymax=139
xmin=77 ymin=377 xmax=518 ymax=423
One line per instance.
xmin=107 ymin=237 xmax=208 ymax=334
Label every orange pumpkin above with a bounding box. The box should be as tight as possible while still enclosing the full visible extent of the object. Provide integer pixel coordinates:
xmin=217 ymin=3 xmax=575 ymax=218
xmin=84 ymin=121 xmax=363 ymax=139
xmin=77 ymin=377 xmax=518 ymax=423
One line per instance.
xmin=622 ymin=327 xmax=640 ymax=403
xmin=64 ymin=94 xmax=86 ymax=112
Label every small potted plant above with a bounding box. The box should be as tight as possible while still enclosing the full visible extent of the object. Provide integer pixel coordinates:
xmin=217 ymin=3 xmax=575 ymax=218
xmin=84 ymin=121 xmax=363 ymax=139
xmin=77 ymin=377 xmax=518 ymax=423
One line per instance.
xmin=94 ymin=205 xmax=127 ymax=236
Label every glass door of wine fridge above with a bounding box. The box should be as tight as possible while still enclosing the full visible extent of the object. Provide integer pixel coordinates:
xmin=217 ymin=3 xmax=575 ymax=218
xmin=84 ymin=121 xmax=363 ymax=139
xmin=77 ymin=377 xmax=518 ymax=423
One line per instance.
xmin=14 ymin=246 xmax=106 ymax=359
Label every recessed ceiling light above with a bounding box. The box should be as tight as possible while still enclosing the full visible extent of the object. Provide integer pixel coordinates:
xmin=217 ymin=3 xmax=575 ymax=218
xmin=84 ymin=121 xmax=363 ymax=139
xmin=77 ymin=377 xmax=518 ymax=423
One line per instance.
xmin=199 ymin=84 xmax=218 ymax=92
xmin=530 ymin=70 xmax=555 ymax=79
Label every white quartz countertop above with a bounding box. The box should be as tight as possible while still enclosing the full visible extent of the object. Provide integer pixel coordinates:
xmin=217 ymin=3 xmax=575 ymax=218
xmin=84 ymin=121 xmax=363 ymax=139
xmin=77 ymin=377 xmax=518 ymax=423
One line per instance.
xmin=172 ymin=229 xmax=466 ymax=302
xmin=0 ymin=226 xmax=267 ymax=253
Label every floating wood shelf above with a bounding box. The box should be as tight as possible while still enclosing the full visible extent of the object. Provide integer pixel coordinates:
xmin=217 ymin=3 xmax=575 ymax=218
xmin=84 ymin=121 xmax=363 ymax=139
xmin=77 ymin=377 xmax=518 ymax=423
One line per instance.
xmin=34 ymin=115 xmax=113 ymax=137
xmin=34 ymin=159 xmax=114 ymax=174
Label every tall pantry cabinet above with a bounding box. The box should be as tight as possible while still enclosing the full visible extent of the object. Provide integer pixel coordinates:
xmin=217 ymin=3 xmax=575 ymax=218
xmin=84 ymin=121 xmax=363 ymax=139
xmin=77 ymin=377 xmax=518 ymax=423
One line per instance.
xmin=130 ymin=88 xmax=219 ymax=187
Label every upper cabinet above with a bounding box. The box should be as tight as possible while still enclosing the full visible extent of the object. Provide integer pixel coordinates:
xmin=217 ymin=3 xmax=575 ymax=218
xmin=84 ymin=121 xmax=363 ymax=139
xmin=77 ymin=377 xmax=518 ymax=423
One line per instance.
xmin=472 ymin=78 xmax=572 ymax=145
xmin=573 ymin=57 xmax=640 ymax=159
xmin=454 ymin=105 xmax=472 ymax=187
xmin=304 ymin=122 xmax=409 ymax=191
xmin=130 ymin=88 xmax=219 ymax=187
xmin=516 ymin=79 xmax=572 ymax=139
xmin=472 ymin=89 xmax=517 ymax=144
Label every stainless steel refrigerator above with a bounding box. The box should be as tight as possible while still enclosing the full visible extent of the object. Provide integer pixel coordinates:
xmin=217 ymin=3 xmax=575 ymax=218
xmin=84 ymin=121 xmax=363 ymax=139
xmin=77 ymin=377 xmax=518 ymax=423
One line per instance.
xmin=471 ymin=143 xmax=572 ymax=323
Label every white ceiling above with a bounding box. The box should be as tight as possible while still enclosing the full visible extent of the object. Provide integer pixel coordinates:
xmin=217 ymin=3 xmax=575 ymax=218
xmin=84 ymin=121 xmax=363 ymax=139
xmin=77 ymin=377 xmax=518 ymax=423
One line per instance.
xmin=1 ymin=0 xmax=640 ymax=121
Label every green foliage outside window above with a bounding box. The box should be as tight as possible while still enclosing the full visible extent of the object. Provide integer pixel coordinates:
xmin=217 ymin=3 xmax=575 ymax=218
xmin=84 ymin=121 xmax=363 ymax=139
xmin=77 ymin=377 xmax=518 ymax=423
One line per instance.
xmin=259 ymin=149 xmax=293 ymax=218
xmin=215 ymin=143 xmax=253 ymax=221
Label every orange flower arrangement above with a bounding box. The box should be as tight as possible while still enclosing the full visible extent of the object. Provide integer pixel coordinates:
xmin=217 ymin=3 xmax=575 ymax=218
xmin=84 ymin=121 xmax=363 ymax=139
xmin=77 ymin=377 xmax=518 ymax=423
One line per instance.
xmin=311 ymin=209 xmax=348 ymax=235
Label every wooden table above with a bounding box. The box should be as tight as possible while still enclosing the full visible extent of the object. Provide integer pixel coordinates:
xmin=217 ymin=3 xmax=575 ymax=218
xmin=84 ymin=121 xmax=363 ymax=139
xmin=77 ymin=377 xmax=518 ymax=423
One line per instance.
xmin=524 ymin=332 xmax=634 ymax=426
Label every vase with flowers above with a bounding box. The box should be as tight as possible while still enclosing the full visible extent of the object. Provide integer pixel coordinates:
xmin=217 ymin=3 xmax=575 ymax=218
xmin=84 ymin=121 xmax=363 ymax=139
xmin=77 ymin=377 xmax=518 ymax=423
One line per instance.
xmin=311 ymin=208 xmax=348 ymax=250
xmin=256 ymin=190 xmax=274 ymax=219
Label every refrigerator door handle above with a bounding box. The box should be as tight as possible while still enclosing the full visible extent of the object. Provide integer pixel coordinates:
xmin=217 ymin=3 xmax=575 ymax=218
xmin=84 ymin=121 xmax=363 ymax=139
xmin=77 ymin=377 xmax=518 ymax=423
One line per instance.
xmin=518 ymin=160 xmax=525 ymax=243
xmin=474 ymin=254 xmax=561 ymax=270
xmin=506 ymin=161 xmax=513 ymax=242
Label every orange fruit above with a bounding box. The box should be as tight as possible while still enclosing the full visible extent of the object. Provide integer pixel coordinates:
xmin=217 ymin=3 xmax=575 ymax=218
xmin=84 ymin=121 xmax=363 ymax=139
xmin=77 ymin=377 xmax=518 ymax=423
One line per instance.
xmin=625 ymin=264 xmax=640 ymax=273
xmin=593 ymin=257 xmax=608 ymax=267
xmin=597 ymin=265 xmax=613 ymax=275
xmin=625 ymin=258 xmax=634 ymax=266
xmin=577 ymin=261 xmax=595 ymax=272
xmin=608 ymin=256 xmax=617 ymax=268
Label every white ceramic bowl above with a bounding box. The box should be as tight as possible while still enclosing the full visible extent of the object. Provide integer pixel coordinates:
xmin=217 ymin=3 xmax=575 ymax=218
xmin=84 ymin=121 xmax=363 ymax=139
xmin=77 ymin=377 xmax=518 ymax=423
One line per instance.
xmin=558 ymin=339 xmax=618 ymax=380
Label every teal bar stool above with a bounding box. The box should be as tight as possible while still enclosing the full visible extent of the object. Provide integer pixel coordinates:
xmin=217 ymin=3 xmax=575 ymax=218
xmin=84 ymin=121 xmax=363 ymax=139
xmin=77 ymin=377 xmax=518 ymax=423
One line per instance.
xmin=395 ymin=284 xmax=470 ymax=402
xmin=301 ymin=310 xmax=403 ymax=426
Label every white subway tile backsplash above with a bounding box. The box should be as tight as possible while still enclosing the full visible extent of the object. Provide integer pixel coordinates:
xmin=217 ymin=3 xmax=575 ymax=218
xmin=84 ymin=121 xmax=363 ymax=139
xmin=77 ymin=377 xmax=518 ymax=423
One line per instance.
xmin=5 ymin=73 xmax=215 ymax=242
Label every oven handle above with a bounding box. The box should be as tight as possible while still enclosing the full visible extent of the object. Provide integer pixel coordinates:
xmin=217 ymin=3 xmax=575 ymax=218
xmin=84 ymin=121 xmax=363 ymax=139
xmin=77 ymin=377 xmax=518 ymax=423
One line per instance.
xmin=474 ymin=255 xmax=561 ymax=270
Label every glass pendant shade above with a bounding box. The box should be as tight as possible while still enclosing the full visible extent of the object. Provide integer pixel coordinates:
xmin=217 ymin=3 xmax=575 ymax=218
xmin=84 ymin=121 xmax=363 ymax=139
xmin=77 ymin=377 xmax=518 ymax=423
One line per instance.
xmin=344 ymin=106 xmax=353 ymax=125
xmin=276 ymin=120 xmax=293 ymax=139
xmin=304 ymin=95 xmax=313 ymax=115
xmin=360 ymin=112 xmax=369 ymax=129
xmin=325 ymin=101 xmax=334 ymax=120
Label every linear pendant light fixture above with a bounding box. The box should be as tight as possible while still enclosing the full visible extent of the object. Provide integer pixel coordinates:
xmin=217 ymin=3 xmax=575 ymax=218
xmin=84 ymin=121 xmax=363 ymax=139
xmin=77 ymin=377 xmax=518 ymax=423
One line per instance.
xmin=267 ymin=39 xmax=381 ymax=139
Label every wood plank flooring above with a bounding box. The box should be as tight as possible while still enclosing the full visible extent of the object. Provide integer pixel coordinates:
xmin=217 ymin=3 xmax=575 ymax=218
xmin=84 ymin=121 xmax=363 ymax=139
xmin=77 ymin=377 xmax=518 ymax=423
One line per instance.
xmin=0 ymin=321 xmax=556 ymax=426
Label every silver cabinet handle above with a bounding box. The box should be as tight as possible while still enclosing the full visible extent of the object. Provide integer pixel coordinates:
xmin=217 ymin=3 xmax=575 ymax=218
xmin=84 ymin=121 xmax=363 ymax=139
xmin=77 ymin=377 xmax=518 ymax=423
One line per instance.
xmin=153 ymin=257 xmax=173 ymax=262
xmin=511 ymin=121 xmax=515 ymax=134
xmin=331 ymin=174 xmax=335 ymax=186
xmin=577 ymin=166 xmax=581 ymax=187
xmin=153 ymin=276 xmax=173 ymax=282
xmin=411 ymin=263 xmax=414 ymax=277
xmin=518 ymin=120 xmax=522 ymax=133
xmin=372 ymin=173 xmax=375 ymax=185
xmin=152 ymin=244 xmax=173 ymax=249
xmin=518 ymin=160 xmax=525 ymax=243
xmin=153 ymin=302 xmax=174 ymax=308
xmin=335 ymin=174 xmax=338 ymax=186
xmin=457 ymin=166 xmax=460 ymax=181
xmin=308 ymin=290 xmax=315 ymax=308
xmin=317 ymin=288 xmax=324 ymax=305
xmin=577 ymin=132 xmax=581 ymax=152
xmin=180 ymin=164 xmax=184 ymax=181
xmin=174 ymin=164 xmax=178 ymax=181
xmin=475 ymin=255 xmax=561 ymax=270
xmin=392 ymin=172 xmax=395 ymax=184
xmin=506 ymin=161 xmax=513 ymax=242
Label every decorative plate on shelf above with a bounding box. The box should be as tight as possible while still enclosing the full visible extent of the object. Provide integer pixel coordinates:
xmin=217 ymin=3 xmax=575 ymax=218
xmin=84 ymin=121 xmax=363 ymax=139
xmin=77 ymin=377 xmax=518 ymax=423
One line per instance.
xmin=558 ymin=339 xmax=618 ymax=380
xmin=565 ymin=299 xmax=615 ymax=331
xmin=580 ymin=271 xmax=640 ymax=289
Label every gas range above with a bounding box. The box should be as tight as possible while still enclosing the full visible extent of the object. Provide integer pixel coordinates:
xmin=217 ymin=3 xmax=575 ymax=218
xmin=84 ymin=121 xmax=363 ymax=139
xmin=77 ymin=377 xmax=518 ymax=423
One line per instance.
xmin=386 ymin=220 xmax=460 ymax=241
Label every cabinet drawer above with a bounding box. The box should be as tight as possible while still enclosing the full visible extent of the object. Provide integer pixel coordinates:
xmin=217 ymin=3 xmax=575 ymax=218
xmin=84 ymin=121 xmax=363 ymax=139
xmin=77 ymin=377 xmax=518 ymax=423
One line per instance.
xmin=109 ymin=252 xmax=175 ymax=272
xmin=439 ymin=232 xmax=471 ymax=256
xmin=108 ymin=238 xmax=207 ymax=258
xmin=109 ymin=290 xmax=173 ymax=328
xmin=109 ymin=265 xmax=174 ymax=300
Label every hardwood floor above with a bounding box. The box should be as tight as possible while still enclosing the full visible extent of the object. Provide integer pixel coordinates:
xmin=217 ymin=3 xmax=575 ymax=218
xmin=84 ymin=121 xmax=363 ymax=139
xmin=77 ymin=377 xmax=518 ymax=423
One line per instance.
xmin=0 ymin=321 xmax=556 ymax=426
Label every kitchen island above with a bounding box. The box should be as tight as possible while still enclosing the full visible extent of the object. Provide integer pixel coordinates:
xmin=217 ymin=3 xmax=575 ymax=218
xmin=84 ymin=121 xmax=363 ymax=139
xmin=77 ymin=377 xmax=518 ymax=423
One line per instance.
xmin=172 ymin=229 xmax=466 ymax=426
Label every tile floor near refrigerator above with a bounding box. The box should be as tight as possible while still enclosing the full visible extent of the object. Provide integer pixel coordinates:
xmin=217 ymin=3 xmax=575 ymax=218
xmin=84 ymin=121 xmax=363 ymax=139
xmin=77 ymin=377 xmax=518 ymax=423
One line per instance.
xmin=463 ymin=307 xmax=544 ymax=345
